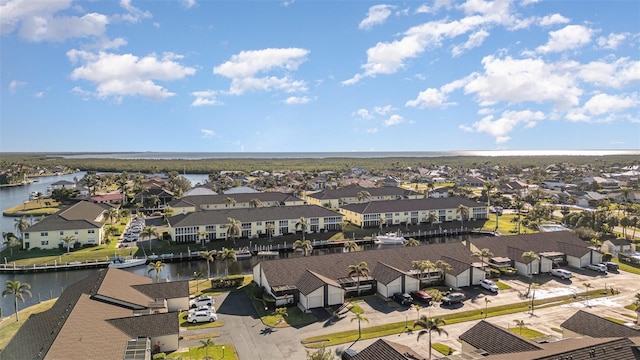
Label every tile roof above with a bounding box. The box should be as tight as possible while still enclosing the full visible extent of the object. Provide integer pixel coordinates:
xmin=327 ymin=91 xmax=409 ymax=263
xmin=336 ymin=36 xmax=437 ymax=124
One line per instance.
xmin=132 ymin=280 xmax=189 ymax=300
xmin=108 ymin=312 xmax=179 ymax=338
xmin=459 ymin=320 xmax=542 ymax=355
xmin=168 ymin=204 xmax=341 ymax=227
xmin=470 ymin=231 xmax=591 ymax=260
xmin=168 ymin=191 xmax=301 ymax=207
xmin=341 ymin=196 xmax=485 ymax=214
xmin=480 ymin=337 xmax=640 ymax=360
xmin=258 ymin=242 xmax=474 ymax=290
xmin=561 ymin=310 xmax=640 ymax=338
xmin=95 ymin=268 xmax=154 ymax=309
xmin=306 ymin=185 xmax=420 ymax=200
xmin=351 ymin=339 xmax=426 ymax=360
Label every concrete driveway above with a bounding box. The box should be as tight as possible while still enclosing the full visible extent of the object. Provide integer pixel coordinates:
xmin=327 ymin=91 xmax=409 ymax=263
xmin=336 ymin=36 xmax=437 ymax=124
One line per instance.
xmin=180 ymin=267 xmax=640 ymax=359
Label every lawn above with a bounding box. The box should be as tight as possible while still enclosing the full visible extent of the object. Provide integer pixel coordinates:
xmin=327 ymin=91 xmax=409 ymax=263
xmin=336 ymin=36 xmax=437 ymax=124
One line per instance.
xmin=2 ymin=199 xmax=60 ymax=216
xmin=242 ymin=282 xmax=316 ymax=328
xmin=496 ymin=281 xmax=512 ymax=290
xmin=165 ymin=343 xmax=238 ymax=360
xmin=509 ymin=327 xmax=545 ymax=339
xmin=0 ymin=299 xmax=56 ymax=350
xmin=432 ymin=343 xmax=454 ymax=356
xmin=612 ymin=258 xmax=640 ymax=275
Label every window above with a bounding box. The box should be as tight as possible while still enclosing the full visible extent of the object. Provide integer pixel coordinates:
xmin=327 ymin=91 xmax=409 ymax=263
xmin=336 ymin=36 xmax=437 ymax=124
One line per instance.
xmin=59 ymin=231 xmax=64 ymax=235
xmin=24 ymin=233 xmax=30 ymax=240
xmin=41 ymin=232 xmax=48 ymax=237
xmin=41 ymin=240 xmax=49 ymax=246
xmin=88 ymin=229 xmax=95 ymax=234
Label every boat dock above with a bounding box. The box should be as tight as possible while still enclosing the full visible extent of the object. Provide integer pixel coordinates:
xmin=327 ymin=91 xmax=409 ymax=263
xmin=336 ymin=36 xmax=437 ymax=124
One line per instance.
xmin=0 ymin=259 xmax=111 ymax=274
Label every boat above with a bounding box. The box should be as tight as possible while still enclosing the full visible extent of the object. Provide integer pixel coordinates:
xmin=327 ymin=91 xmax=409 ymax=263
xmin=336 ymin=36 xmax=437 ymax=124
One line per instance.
xmin=374 ymin=232 xmax=406 ymax=245
xmin=108 ymin=256 xmax=148 ymax=269
xmin=235 ymin=247 xmax=253 ymax=259
xmin=28 ymin=191 xmax=40 ymax=200
xmin=257 ymin=250 xmax=279 ymax=257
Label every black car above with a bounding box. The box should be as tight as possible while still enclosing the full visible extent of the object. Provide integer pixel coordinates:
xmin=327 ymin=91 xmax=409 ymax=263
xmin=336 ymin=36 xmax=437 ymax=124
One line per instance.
xmin=602 ymin=261 xmax=619 ymax=271
xmin=392 ymin=292 xmax=413 ymax=305
xmin=442 ymin=292 xmax=466 ymax=305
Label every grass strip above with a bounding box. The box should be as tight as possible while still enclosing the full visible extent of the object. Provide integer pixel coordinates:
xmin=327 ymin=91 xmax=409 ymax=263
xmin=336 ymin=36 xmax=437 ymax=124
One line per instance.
xmin=0 ymin=299 xmax=56 ymax=350
xmin=508 ymin=327 xmax=545 ymax=339
xmin=166 ymin=343 xmax=238 ymax=360
xmin=432 ymin=343 xmax=454 ymax=356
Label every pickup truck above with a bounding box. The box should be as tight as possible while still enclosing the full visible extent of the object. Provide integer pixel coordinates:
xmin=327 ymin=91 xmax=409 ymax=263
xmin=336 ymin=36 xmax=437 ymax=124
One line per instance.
xmin=585 ymin=263 xmax=607 ymax=272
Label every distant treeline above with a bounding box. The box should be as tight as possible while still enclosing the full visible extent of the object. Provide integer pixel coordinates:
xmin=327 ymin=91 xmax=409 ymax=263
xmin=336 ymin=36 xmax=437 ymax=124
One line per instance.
xmin=1 ymin=153 xmax=638 ymax=174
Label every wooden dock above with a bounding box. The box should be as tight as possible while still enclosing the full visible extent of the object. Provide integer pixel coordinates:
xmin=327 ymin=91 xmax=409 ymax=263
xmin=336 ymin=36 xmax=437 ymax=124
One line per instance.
xmin=0 ymin=259 xmax=111 ymax=273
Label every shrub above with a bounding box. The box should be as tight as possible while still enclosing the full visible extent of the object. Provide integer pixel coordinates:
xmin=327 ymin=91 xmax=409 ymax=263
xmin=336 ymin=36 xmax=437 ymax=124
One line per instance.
xmin=152 ymin=353 xmax=166 ymax=360
xmin=210 ymin=275 xmax=244 ymax=289
xmin=488 ymin=268 xmax=501 ymax=279
xmin=500 ymin=267 xmax=518 ymax=276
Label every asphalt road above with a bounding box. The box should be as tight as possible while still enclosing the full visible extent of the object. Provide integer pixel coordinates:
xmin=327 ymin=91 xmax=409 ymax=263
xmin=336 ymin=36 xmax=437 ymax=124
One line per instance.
xmin=181 ymin=267 xmax=640 ymax=360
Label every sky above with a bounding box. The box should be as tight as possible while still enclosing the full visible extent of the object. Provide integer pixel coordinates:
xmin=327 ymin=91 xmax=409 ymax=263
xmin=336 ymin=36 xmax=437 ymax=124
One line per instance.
xmin=1 ymin=0 xmax=639 ymax=153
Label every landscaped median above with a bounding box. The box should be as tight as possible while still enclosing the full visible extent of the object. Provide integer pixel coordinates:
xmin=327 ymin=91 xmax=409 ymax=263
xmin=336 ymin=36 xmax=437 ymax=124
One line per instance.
xmin=300 ymin=290 xmax=609 ymax=349
xmin=242 ymin=282 xmax=316 ymax=328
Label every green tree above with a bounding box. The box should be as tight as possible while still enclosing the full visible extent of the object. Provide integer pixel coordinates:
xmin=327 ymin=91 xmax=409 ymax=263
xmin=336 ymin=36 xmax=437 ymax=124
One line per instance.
xmin=415 ymin=315 xmax=448 ymax=360
xmin=584 ymin=282 xmax=592 ymax=307
xmin=266 ymin=223 xmax=275 ymax=241
xmin=306 ymin=347 xmax=336 ymax=360
xmin=357 ymin=191 xmax=371 ymax=203
xmin=198 ymin=230 xmax=209 ymax=247
xmin=404 ymin=237 xmax=420 ymax=247
xmin=225 ymin=217 xmax=242 ymax=245
xmin=295 ymin=217 xmax=309 ymax=241
xmin=220 ymin=248 xmax=237 ymax=277
xmin=13 ymin=216 xmax=28 ymax=241
xmin=293 ymin=239 xmax=313 ymax=256
xmin=343 ymin=241 xmax=360 ymax=252
xmin=2 ymin=280 xmax=32 ymax=322
xmin=105 ymin=207 xmax=119 ymax=224
xmin=473 ymin=248 xmax=493 ymax=269
xmin=140 ymin=225 xmax=159 ymax=252
xmin=274 ymin=307 xmax=288 ymax=325
xmin=147 ymin=261 xmax=166 ymax=282
xmin=198 ymin=337 xmax=215 ymax=360
xmin=61 ymin=235 xmax=76 ymax=254
xmin=483 ymin=297 xmax=491 ymax=318
xmin=2 ymin=232 xmax=19 ymax=258
xmin=456 ymin=204 xmax=469 ymax=224
xmin=513 ymin=319 xmax=529 ymax=335
xmin=348 ymin=261 xmax=370 ymax=296
xmin=351 ymin=311 xmax=369 ymax=339
xmin=200 ymin=250 xmax=217 ymax=279
xmin=249 ymin=198 xmax=263 ymax=208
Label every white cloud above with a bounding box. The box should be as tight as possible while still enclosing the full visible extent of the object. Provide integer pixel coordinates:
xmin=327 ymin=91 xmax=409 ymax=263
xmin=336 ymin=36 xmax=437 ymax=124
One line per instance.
xmin=520 ymin=0 xmax=539 ymax=5
xmin=451 ymin=29 xmax=490 ymax=57
xmin=383 ymin=114 xmax=404 ymax=126
xmin=181 ymin=0 xmax=197 ymax=9
xmin=406 ymin=88 xmax=448 ymax=108
xmin=213 ymin=48 xmax=309 ymax=95
xmin=470 ymin=109 xmax=545 ymax=143
xmin=201 ymin=129 xmax=215 ymax=138
xmin=284 ymin=96 xmax=310 ymax=104
xmin=538 ymin=13 xmax=570 ymax=27
xmin=9 ymin=80 xmax=27 ymax=93
xmin=354 ymin=108 xmax=374 ymax=120
xmin=281 ymin=0 xmax=295 ymax=7
xmin=577 ymin=57 xmax=640 ymax=88
xmin=359 ymin=4 xmax=395 ymax=30
xmin=191 ymin=90 xmax=222 ymax=106
xmin=366 ymin=128 xmax=379 ymax=134
xmin=415 ymin=4 xmax=432 ymax=14
xmin=536 ymin=24 xmax=593 ymax=53
xmin=117 ymin=0 xmax=152 ymax=23
xmin=464 ymin=55 xmax=582 ymax=109
xmin=18 ymin=12 xmax=109 ymax=42
xmin=34 ymin=91 xmax=44 ymax=98
xmin=583 ymin=93 xmax=638 ymax=116
xmin=68 ymin=50 xmax=196 ymax=101
xmin=0 ymin=0 xmax=70 ymax=35
xmin=597 ymin=33 xmax=628 ymax=50
xmin=374 ymin=105 xmax=394 ymax=115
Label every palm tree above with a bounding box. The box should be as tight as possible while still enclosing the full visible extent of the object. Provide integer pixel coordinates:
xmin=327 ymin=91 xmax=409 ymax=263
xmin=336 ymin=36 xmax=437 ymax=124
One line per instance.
xmin=351 ymin=311 xmax=369 ymax=339
xmin=584 ymin=282 xmax=592 ymax=307
xmin=484 ymin=297 xmax=491 ymax=318
xmin=2 ymin=232 xmax=19 ymax=258
xmin=249 ymin=198 xmax=263 ymax=208
xmin=193 ymin=271 xmax=204 ymax=292
xmin=2 ymin=280 xmax=32 ymax=322
xmin=119 ymin=208 xmax=131 ymax=220
xmin=426 ymin=211 xmax=438 ymax=227
xmin=473 ymin=248 xmax=493 ymax=269
xmin=225 ymin=197 xmax=236 ymax=207
xmin=200 ymin=250 xmax=216 ymax=279
xmin=105 ymin=207 xmax=119 ymax=224
xmin=14 ymin=216 xmax=28 ymax=240
xmin=357 ymin=191 xmax=371 ymax=203
xmin=197 ymin=230 xmax=209 ymax=247
xmin=147 ymin=261 xmax=166 ymax=282
xmin=413 ymin=304 xmax=423 ymax=321
xmin=530 ymin=282 xmax=539 ymax=315
xmin=404 ymin=237 xmax=420 ymax=247
xmin=295 ymin=217 xmax=309 ymax=241
xmin=225 ymin=217 xmax=242 ymax=245
xmin=513 ymin=319 xmax=529 ymax=335
xmin=220 ymin=248 xmax=237 ymax=277
xmin=484 ymin=181 xmax=495 ymax=208
xmin=198 ymin=337 xmax=215 ymax=360
xmin=104 ymin=225 xmax=118 ymax=242
xmin=435 ymin=260 xmax=453 ymax=281
xmin=379 ymin=215 xmax=386 ymax=230
xmin=266 ymin=223 xmax=275 ymax=241
xmin=343 ymin=241 xmax=360 ymax=252
xmin=348 ymin=261 xmax=370 ymax=296
xmin=633 ymin=293 xmax=640 ymax=325
xmin=293 ymin=239 xmax=313 ymax=256
xmin=456 ymin=204 xmax=469 ymax=224
xmin=415 ymin=315 xmax=448 ymax=360
xmin=61 ymin=235 xmax=76 ymax=254
xmin=140 ymin=225 xmax=159 ymax=252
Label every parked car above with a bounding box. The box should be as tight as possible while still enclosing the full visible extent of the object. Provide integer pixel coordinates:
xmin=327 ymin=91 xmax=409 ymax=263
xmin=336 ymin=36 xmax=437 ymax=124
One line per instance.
xmin=188 ymin=305 xmax=214 ymax=314
xmin=187 ymin=310 xmax=217 ymax=323
xmin=479 ymin=279 xmax=499 ymax=293
xmin=392 ymin=292 xmax=413 ymax=305
xmin=602 ymin=262 xmax=619 ymax=271
xmin=410 ymin=290 xmax=433 ymax=304
xmin=585 ymin=263 xmax=607 ymax=273
xmin=189 ymin=295 xmax=215 ymax=308
xmin=550 ymin=268 xmax=573 ymax=279
xmin=442 ymin=292 xmax=466 ymax=305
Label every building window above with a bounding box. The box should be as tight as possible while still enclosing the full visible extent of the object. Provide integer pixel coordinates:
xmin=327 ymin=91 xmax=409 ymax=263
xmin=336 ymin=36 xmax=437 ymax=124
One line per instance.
xmin=41 ymin=232 xmax=48 ymax=237
xmin=60 ymin=231 xmax=64 ymax=235
xmin=88 ymin=229 xmax=95 ymax=234
xmin=41 ymin=240 xmax=49 ymax=246
xmin=25 ymin=233 xmax=30 ymax=240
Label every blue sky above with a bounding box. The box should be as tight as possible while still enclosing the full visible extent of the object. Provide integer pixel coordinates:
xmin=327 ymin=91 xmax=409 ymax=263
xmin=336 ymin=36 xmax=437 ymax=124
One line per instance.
xmin=1 ymin=0 xmax=639 ymax=153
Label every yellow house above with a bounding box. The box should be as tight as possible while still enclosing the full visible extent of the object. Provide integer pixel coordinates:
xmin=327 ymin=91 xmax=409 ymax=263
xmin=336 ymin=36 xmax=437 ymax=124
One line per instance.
xmin=22 ymin=201 xmax=109 ymax=250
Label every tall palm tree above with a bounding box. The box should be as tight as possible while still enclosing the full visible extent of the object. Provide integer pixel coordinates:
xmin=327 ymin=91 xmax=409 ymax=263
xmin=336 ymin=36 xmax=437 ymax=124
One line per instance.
xmin=351 ymin=311 xmax=369 ymax=339
xmin=249 ymin=198 xmax=263 ymax=208
xmin=105 ymin=207 xmax=119 ymax=224
xmin=198 ymin=337 xmax=215 ymax=360
xmin=513 ymin=196 xmax=525 ymax=234
xmin=521 ymin=251 xmax=540 ymax=278
xmin=116 ymin=171 xmax=130 ymax=204
xmin=200 ymin=250 xmax=216 ymax=279
xmin=343 ymin=241 xmax=360 ymax=252
xmin=473 ymin=248 xmax=493 ymax=269
xmin=140 ymin=225 xmax=159 ymax=252
xmin=435 ymin=260 xmax=453 ymax=280
xmin=357 ymin=191 xmax=371 ymax=203
xmin=220 ymin=248 xmax=237 ymax=277
xmin=379 ymin=215 xmax=386 ymax=230
xmin=119 ymin=208 xmax=131 ymax=220
xmin=266 ymin=223 xmax=275 ymax=241
xmin=415 ymin=315 xmax=448 ymax=360
xmin=456 ymin=204 xmax=469 ymax=224
xmin=426 ymin=212 xmax=438 ymax=227
xmin=404 ymin=237 xmax=420 ymax=247
xmin=61 ymin=235 xmax=76 ymax=254
xmin=147 ymin=261 xmax=166 ymax=282
xmin=193 ymin=271 xmax=204 ymax=292
xmin=2 ymin=232 xmax=18 ymax=258
xmin=348 ymin=261 xmax=370 ymax=295
xmin=293 ymin=239 xmax=313 ymax=256
xmin=197 ymin=230 xmax=209 ymax=247
xmin=513 ymin=319 xmax=529 ymax=335
xmin=584 ymin=282 xmax=592 ymax=307
xmin=225 ymin=217 xmax=242 ymax=245
xmin=484 ymin=181 xmax=495 ymax=209
xmin=14 ymin=216 xmax=28 ymax=241
xmin=225 ymin=197 xmax=236 ymax=208
xmin=484 ymin=297 xmax=491 ymax=318
xmin=3 ymin=280 xmax=32 ymax=322
xmin=295 ymin=217 xmax=309 ymax=241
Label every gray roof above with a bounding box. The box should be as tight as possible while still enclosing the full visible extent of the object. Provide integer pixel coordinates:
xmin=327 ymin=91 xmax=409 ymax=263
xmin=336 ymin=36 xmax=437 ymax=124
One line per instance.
xmin=479 ymin=337 xmax=640 ymax=360
xmin=459 ymin=320 xmax=542 ymax=355
xmin=168 ymin=191 xmax=301 ymax=208
xmin=561 ymin=310 xmax=640 ymax=338
xmin=168 ymin=204 xmax=341 ymax=227
xmin=351 ymin=339 xmax=426 ymax=360
xmin=306 ymin=185 xmax=420 ymax=200
xmin=341 ymin=196 xmax=484 ymax=214
xmin=296 ymin=270 xmax=340 ymax=295
xmin=371 ymin=262 xmax=406 ymax=285
xmin=132 ymin=280 xmax=189 ymax=300
xmin=470 ymin=231 xmax=591 ymax=260
xmin=25 ymin=201 xmax=109 ymax=232
xmin=258 ymin=242 xmax=474 ymax=289
xmin=108 ymin=312 xmax=179 ymax=337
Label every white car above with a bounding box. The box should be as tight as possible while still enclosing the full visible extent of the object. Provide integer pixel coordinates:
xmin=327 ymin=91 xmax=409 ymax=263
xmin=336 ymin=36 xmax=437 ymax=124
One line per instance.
xmin=189 ymin=295 xmax=215 ymax=308
xmin=479 ymin=279 xmax=499 ymax=293
xmin=188 ymin=305 xmax=214 ymax=314
xmin=550 ymin=268 xmax=572 ymax=279
xmin=187 ymin=310 xmax=217 ymax=323
xmin=586 ymin=263 xmax=607 ymax=273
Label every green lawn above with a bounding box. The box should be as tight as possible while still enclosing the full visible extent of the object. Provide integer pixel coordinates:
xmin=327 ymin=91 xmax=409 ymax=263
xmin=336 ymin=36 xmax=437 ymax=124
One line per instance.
xmin=432 ymin=343 xmax=454 ymax=356
xmin=165 ymin=343 xmax=238 ymax=360
xmin=509 ymin=327 xmax=545 ymax=339
xmin=496 ymin=281 xmax=512 ymax=290
xmin=242 ymin=282 xmax=316 ymax=328
xmin=612 ymin=258 xmax=640 ymax=275
xmin=0 ymin=299 xmax=56 ymax=350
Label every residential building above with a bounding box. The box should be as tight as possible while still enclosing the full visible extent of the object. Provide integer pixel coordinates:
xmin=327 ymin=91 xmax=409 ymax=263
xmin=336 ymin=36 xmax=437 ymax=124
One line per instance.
xmin=303 ymin=185 xmax=422 ymax=209
xmin=168 ymin=191 xmax=304 ymax=215
xmin=22 ymin=201 xmax=110 ymax=250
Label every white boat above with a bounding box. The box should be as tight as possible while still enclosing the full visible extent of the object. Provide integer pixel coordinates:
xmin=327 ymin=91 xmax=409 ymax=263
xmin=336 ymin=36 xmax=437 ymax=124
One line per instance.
xmin=235 ymin=248 xmax=253 ymax=259
xmin=257 ymin=250 xmax=279 ymax=257
xmin=374 ymin=232 xmax=406 ymax=245
xmin=108 ymin=256 xmax=148 ymax=269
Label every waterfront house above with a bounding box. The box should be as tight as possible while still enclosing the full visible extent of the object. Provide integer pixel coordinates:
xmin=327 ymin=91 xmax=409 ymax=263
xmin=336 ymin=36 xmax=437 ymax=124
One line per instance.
xmin=303 ymin=184 xmax=422 ymax=209
xmin=601 ymin=238 xmax=634 ymax=256
xmin=21 ymin=201 xmax=110 ymax=250
xmin=167 ymin=204 xmax=343 ymax=243
xmin=168 ymin=191 xmax=304 ymax=215
xmin=340 ymin=196 xmax=488 ymax=228
xmin=0 ymin=268 xmax=188 ymax=360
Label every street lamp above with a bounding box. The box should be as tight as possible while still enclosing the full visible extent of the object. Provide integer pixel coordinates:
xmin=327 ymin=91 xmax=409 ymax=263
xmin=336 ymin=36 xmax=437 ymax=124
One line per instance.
xmin=222 ymin=345 xmax=225 ymax=359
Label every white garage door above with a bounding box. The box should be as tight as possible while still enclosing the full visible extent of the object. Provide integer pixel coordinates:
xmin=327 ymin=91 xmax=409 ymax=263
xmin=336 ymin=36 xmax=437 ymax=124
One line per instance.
xmin=328 ymin=292 xmax=343 ymax=306
xmin=567 ymin=256 xmax=581 ymax=268
xmin=456 ymin=272 xmax=469 ymax=288
xmin=307 ymin=295 xmax=323 ymax=309
xmin=388 ymin=284 xmax=402 ymax=297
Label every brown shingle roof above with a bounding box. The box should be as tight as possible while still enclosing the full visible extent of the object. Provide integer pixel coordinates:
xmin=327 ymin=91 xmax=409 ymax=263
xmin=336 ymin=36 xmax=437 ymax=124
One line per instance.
xmin=459 ymin=320 xmax=542 ymax=355
xmin=470 ymin=231 xmax=591 ymax=260
xmin=480 ymin=337 xmax=639 ymax=360
xmin=108 ymin=312 xmax=179 ymax=338
xmin=95 ymin=268 xmax=153 ymax=309
xmin=133 ymin=280 xmax=189 ymax=299
xmin=561 ymin=310 xmax=640 ymax=338
xmin=371 ymin=262 xmax=406 ymax=285
xmin=296 ymin=270 xmax=339 ymax=295
xmin=351 ymin=339 xmax=426 ymax=360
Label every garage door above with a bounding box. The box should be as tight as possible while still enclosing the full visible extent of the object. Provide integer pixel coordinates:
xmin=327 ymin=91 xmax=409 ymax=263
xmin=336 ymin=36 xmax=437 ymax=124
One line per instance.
xmin=328 ymin=292 xmax=343 ymax=306
xmin=307 ymin=295 xmax=323 ymax=309
xmin=388 ymin=284 xmax=402 ymax=297
xmin=567 ymin=256 xmax=581 ymax=268
xmin=455 ymin=272 xmax=469 ymax=288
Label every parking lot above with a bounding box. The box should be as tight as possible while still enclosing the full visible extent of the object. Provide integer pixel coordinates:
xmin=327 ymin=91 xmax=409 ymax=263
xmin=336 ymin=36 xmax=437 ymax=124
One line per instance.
xmin=181 ymin=266 xmax=639 ymax=359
